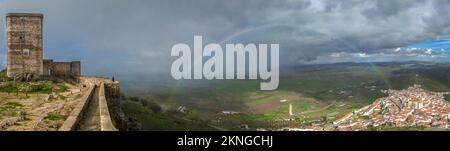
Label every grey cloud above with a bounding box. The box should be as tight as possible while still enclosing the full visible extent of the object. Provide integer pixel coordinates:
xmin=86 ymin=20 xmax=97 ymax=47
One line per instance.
xmin=424 ymin=1 xmax=450 ymax=36
xmin=0 ymin=0 xmax=449 ymax=75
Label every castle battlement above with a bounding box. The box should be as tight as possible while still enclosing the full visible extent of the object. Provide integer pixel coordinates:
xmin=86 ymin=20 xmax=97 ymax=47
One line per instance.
xmin=6 ymin=13 xmax=80 ymax=78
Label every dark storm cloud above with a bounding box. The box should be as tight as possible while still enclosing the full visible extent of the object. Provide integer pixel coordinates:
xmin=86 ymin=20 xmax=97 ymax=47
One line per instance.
xmin=0 ymin=0 xmax=449 ymax=75
xmin=424 ymin=1 xmax=450 ymax=36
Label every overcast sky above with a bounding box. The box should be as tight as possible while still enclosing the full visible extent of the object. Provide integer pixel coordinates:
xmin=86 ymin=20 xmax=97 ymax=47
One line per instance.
xmin=1 ymin=0 xmax=450 ymax=76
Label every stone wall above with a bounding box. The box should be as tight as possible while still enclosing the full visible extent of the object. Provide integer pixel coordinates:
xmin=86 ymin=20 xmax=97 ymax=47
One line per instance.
xmin=42 ymin=59 xmax=81 ymax=77
xmin=98 ymin=83 xmax=117 ymax=131
xmin=75 ymin=76 xmax=127 ymax=131
xmin=42 ymin=59 xmax=52 ymax=75
xmin=59 ymin=84 xmax=96 ymax=131
xmin=70 ymin=61 xmax=81 ymax=76
xmin=104 ymin=81 xmax=129 ymax=131
xmin=59 ymin=81 xmax=120 ymax=131
xmin=6 ymin=13 xmax=44 ymax=77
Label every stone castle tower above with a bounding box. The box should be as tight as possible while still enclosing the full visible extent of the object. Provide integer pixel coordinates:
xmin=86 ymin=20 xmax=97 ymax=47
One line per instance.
xmin=6 ymin=13 xmax=44 ymax=77
xmin=5 ymin=13 xmax=81 ymax=78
